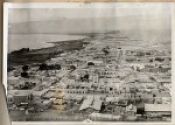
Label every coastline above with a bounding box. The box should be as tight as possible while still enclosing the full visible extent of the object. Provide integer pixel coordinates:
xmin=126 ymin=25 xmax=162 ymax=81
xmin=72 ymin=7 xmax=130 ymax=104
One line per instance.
xmin=8 ymin=38 xmax=88 ymax=66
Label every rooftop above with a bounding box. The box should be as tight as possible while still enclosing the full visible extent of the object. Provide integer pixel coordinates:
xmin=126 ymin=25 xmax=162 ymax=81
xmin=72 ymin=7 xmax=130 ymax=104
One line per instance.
xmin=144 ymin=104 xmax=171 ymax=112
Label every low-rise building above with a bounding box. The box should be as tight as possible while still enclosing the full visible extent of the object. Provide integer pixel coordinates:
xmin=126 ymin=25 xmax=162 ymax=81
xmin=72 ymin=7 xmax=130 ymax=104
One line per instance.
xmin=126 ymin=104 xmax=137 ymax=116
xmin=144 ymin=104 xmax=171 ymax=118
xmin=10 ymin=90 xmax=33 ymax=106
xmin=79 ymin=96 xmax=102 ymax=112
xmin=89 ymin=112 xmax=121 ymax=121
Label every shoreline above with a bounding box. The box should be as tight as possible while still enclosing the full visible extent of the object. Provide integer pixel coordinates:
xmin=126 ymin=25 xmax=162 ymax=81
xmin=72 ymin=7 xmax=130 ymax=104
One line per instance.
xmin=8 ymin=38 xmax=89 ymax=66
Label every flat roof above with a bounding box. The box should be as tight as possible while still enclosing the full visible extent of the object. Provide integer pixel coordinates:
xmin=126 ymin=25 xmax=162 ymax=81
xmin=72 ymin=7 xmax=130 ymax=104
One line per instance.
xmin=145 ymin=104 xmax=171 ymax=112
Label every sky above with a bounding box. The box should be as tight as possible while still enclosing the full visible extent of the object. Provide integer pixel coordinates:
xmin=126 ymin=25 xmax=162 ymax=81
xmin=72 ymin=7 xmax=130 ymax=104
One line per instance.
xmin=6 ymin=3 xmax=172 ymax=44
xmin=8 ymin=3 xmax=171 ymax=24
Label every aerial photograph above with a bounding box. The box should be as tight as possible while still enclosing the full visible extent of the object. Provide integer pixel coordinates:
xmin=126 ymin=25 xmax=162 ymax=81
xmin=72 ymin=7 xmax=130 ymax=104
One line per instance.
xmin=6 ymin=4 xmax=171 ymax=122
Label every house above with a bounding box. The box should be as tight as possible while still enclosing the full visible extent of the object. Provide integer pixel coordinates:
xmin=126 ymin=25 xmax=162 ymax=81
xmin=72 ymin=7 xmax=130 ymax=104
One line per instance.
xmin=79 ymin=96 xmax=93 ymax=111
xmin=66 ymin=89 xmax=87 ymax=94
xmin=8 ymin=76 xmax=20 ymax=85
xmin=92 ymin=96 xmax=103 ymax=111
xmin=53 ymin=90 xmax=65 ymax=99
xmin=52 ymin=104 xmax=65 ymax=111
xmin=79 ymin=96 xmax=102 ymax=112
xmin=7 ymin=94 xmax=14 ymax=105
xmin=33 ymin=89 xmax=49 ymax=97
xmin=64 ymin=94 xmax=83 ymax=104
xmin=156 ymin=77 xmax=171 ymax=85
xmin=129 ymin=64 xmax=145 ymax=71
xmin=105 ymin=97 xmax=120 ymax=104
xmin=89 ymin=75 xmax=99 ymax=83
xmin=40 ymin=100 xmax=53 ymax=110
xmin=42 ymin=90 xmax=55 ymax=99
xmin=162 ymin=97 xmax=171 ymax=104
xmin=126 ymin=104 xmax=137 ymax=116
xmin=53 ymin=98 xmax=64 ymax=105
xmin=87 ymin=60 xmax=104 ymax=66
xmin=11 ymin=90 xmax=33 ymax=105
xmin=52 ymin=93 xmax=65 ymax=111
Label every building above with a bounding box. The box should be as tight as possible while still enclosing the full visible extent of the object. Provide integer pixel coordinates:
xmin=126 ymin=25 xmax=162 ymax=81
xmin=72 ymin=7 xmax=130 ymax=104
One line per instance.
xmin=144 ymin=104 xmax=171 ymax=118
xmin=66 ymin=89 xmax=87 ymax=94
xmin=11 ymin=90 xmax=33 ymax=105
xmin=79 ymin=96 xmax=94 ymax=111
xmin=64 ymin=94 xmax=83 ymax=104
xmin=126 ymin=104 xmax=137 ymax=116
xmin=89 ymin=112 xmax=121 ymax=121
xmin=105 ymin=97 xmax=120 ymax=104
xmin=79 ymin=96 xmax=102 ymax=112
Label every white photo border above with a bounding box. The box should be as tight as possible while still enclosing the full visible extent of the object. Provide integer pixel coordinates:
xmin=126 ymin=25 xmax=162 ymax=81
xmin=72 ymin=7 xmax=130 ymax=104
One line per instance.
xmin=3 ymin=2 xmax=175 ymax=125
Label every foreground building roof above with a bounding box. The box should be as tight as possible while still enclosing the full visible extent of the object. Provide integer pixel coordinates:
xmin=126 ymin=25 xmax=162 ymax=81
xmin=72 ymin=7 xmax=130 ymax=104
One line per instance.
xmin=144 ymin=104 xmax=171 ymax=112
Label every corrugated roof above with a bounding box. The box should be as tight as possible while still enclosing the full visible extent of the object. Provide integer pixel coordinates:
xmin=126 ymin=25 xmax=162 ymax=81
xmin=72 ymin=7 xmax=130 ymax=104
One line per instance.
xmin=79 ymin=96 xmax=93 ymax=111
xmin=79 ymin=96 xmax=102 ymax=111
xmin=92 ymin=97 xmax=102 ymax=110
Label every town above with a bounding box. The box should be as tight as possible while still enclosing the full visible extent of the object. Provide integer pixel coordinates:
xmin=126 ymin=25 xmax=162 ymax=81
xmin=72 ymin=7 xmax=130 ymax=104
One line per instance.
xmin=7 ymin=32 xmax=171 ymax=121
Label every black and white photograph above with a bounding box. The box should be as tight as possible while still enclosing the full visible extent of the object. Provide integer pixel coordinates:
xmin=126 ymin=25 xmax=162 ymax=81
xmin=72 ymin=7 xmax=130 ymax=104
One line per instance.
xmin=3 ymin=3 xmax=174 ymax=123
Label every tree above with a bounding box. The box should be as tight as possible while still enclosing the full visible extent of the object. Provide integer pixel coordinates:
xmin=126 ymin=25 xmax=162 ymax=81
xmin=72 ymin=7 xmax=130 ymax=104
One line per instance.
xmin=22 ymin=65 xmax=29 ymax=71
xmin=87 ymin=62 xmax=95 ymax=66
xmin=100 ymin=102 xmax=106 ymax=113
xmin=102 ymin=48 xmax=109 ymax=55
xmin=39 ymin=63 xmax=48 ymax=70
xmin=153 ymin=94 xmax=156 ymax=104
xmin=139 ymin=95 xmax=142 ymax=102
xmin=137 ymin=52 xmax=145 ymax=56
xmin=149 ymin=59 xmax=153 ymax=63
xmin=80 ymin=74 xmax=89 ymax=82
xmin=84 ymin=74 xmax=89 ymax=80
xmin=21 ymin=72 xmax=29 ymax=78
xmin=150 ymin=76 xmax=156 ymax=81
xmin=155 ymin=57 xmax=164 ymax=62
xmin=54 ymin=64 xmax=61 ymax=70
xmin=7 ymin=66 xmax=15 ymax=72
xmin=70 ymin=65 xmax=76 ymax=71
xmin=39 ymin=63 xmax=61 ymax=70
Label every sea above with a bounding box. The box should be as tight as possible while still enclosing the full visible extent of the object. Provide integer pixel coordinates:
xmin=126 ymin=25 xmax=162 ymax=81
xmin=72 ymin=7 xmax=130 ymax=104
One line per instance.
xmin=8 ymin=34 xmax=86 ymax=53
